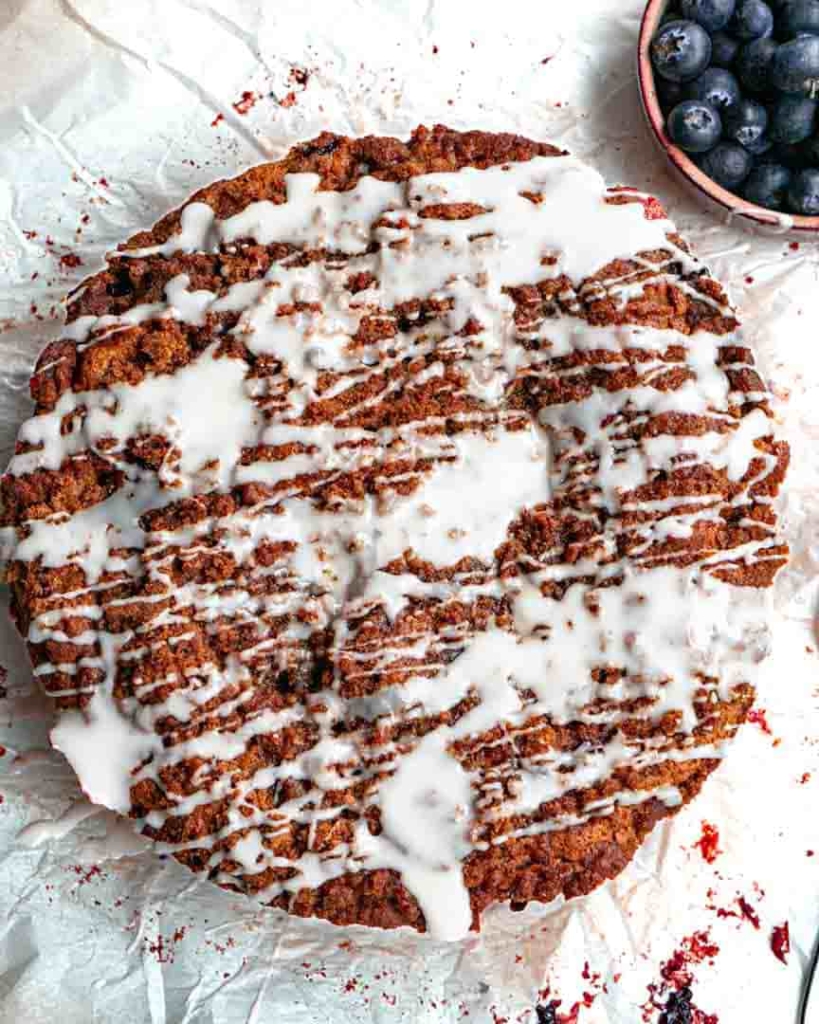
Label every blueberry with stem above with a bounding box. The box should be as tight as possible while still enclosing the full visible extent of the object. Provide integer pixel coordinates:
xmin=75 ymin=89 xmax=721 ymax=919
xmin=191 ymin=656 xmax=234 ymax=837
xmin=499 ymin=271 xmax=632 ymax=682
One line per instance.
xmin=652 ymin=20 xmax=713 ymax=82
xmin=667 ymin=99 xmax=723 ymax=151
xmin=724 ymin=96 xmax=769 ymax=147
xmin=685 ymin=67 xmax=742 ymax=112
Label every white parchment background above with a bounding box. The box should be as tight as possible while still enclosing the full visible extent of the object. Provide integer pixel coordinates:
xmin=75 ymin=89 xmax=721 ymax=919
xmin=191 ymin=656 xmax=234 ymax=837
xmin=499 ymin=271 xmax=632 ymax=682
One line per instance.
xmin=1 ymin=1 xmax=818 ymax=1022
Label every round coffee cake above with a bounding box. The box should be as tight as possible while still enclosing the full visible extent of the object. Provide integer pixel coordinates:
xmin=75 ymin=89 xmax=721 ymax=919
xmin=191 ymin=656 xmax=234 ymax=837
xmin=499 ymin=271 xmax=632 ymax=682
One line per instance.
xmin=0 ymin=126 xmax=789 ymax=938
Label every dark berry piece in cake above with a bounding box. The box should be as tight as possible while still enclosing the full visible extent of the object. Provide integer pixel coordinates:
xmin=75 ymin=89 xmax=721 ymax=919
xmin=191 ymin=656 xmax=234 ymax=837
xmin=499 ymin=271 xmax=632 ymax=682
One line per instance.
xmin=777 ymin=0 xmax=819 ymax=39
xmin=729 ymin=0 xmax=775 ymax=39
xmin=685 ymin=67 xmax=742 ymax=112
xmin=743 ymin=161 xmax=792 ymax=207
xmin=667 ymin=99 xmax=723 ymax=150
xmin=651 ymin=20 xmax=713 ymax=81
xmin=680 ymin=0 xmax=736 ymax=31
xmin=724 ymin=95 xmax=769 ymax=147
xmin=787 ymin=165 xmax=819 ymax=211
xmin=770 ymin=35 xmax=819 ymax=92
xmin=711 ymin=30 xmax=742 ymax=66
xmin=534 ymin=1006 xmax=557 ymax=1024
xmin=736 ymin=37 xmax=779 ymax=91
xmin=769 ymin=94 xmax=818 ymax=141
xmin=698 ymin=140 xmax=754 ymax=186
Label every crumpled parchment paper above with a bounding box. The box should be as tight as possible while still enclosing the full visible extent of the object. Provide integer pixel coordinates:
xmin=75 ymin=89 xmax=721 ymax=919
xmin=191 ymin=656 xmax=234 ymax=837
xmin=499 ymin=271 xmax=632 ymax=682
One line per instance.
xmin=1 ymin=1 xmax=818 ymax=1021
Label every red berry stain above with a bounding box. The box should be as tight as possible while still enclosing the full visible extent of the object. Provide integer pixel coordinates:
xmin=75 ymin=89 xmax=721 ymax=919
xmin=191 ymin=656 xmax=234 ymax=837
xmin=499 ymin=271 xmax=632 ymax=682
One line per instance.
xmin=433 ymin=45 xmax=439 ymax=54
xmin=233 ymin=90 xmax=258 ymax=115
xmin=747 ymin=707 xmax=772 ymax=735
xmin=146 ymin=934 xmax=170 ymax=964
xmin=809 ymin=850 xmax=815 ymax=857
xmin=800 ymin=772 xmax=811 ymax=784
xmin=343 ymin=977 xmax=358 ymax=993
xmin=98 ymin=177 xmax=109 ymax=188
xmin=69 ymin=864 xmax=103 ymax=885
xmin=789 ymin=241 xmax=800 ymax=251
xmin=711 ymin=892 xmax=760 ymax=929
xmin=737 ymin=896 xmax=760 ymax=930
xmin=211 ymin=112 xmax=224 ymax=128
xmin=745 ymin=275 xmax=754 ymax=284
xmin=145 ymin=925 xmax=188 ymax=964
xmin=280 ymin=92 xmax=297 ymax=108
xmin=59 ymin=253 xmax=84 ymax=270
xmin=694 ymin=821 xmax=722 ymax=864
xmin=289 ymin=67 xmax=310 ymax=87
xmin=771 ymin=923 xmax=790 ymax=964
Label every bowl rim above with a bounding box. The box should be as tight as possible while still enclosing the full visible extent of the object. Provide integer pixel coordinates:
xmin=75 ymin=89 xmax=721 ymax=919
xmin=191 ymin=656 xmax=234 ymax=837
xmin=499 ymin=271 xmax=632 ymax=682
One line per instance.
xmin=637 ymin=0 xmax=819 ymax=233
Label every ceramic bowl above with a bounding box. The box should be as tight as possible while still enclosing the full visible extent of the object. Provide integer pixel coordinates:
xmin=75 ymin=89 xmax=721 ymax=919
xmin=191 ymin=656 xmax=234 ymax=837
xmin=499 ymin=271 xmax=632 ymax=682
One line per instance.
xmin=637 ymin=0 xmax=819 ymax=236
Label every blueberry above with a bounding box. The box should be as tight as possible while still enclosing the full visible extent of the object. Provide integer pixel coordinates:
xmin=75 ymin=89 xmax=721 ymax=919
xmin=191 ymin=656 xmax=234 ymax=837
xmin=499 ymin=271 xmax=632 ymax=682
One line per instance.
xmin=698 ymin=141 xmax=754 ymax=187
xmin=680 ymin=0 xmax=736 ymax=31
xmin=724 ymin=96 xmax=770 ymax=146
xmin=711 ymin=30 xmax=742 ymax=66
xmin=744 ymin=162 xmax=792 ymax=207
xmin=651 ymin=20 xmax=713 ymax=82
xmin=770 ymin=35 xmax=819 ymax=92
xmin=535 ymin=1008 xmax=557 ymax=1024
xmin=770 ymin=94 xmax=818 ymax=141
xmin=667 ymin=99 xmax=724 ymax=150
xmin=777 ymin=0 xmax=819 ymax=39
xmin=787 ymin=166 xmax=819 ymax=210
xmin=729 ymin=0 xmax=775 ymax=38
xmin=685 ymin=67 xmax=742 ymax=112
xmin=736 ymin=38 xmax=779 ymax=91
xmin=660 ymin=988 xmax=693 ymax=1024
xmin=657 ymin=78 xmax=686 ymax=109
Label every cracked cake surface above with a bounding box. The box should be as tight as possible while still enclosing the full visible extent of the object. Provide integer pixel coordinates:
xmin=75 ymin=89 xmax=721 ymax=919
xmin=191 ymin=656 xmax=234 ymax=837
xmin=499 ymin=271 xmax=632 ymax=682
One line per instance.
xmin=0 ymin=125 xmax=789 ymax=938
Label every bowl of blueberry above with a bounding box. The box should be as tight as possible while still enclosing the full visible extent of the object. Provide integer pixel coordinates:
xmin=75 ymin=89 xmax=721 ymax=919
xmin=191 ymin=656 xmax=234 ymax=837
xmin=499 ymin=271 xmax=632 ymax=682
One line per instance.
xmin=638 ymin=0 xmax=819 ymax=231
